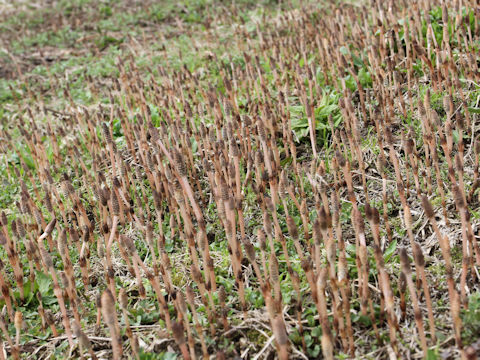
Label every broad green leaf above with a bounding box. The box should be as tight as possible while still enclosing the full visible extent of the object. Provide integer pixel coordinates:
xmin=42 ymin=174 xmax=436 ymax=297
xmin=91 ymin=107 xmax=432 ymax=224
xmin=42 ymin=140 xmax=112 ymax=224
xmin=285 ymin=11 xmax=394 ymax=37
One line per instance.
xmin=384 ymin=240 xmax=397 ymax=263
xmin=36 ymin=271 xmax=53 ymax=295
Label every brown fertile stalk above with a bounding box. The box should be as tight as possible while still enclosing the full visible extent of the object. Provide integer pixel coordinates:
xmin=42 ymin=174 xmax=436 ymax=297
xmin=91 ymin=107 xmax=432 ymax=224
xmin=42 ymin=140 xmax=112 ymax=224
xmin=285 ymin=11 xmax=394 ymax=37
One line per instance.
xmin=21 ymin=220 xmax=40 ymax=284
xmin=418 ymin=98 xmax=433 ymax=196
xmin=37 ymin=293 xmax=46 ymax=331
xmin=269 ymin=252 xmax=282 ymax=308
xmin=404 ymin=135 xmax=421 ymax=196
xmin=58 ymin=230 xmax=82 ymax=322
xmin=291 ymin=269 xmax=306 ymax=352
xmin=399 ymin=248 xmax=428 ymax=356
xmin=1 ymin=220 xmax=24 ymax=303
xmin=0 ymin=314 xmax=19 ymax=360
xmin=174 ymin=291 xmax=197 ymax=360
xmin=197 ymin=228 xmax=217 ymax=294
xmin=472 ymin=139 xmax=480 ymax=188
xmin=44 ymin=310 xmax=59 ymax=337
xmin=101 ymin=289 xmax=123 ymax=360
xmin=102 ymin=122 xmax=117 ymax=179
xmin=271 ymin=315 xmax=289 ymax=360
xmin=217 ymin=286 xmax=230 ymax=331
xmin=190 ymin=265 xmax=216 ymax=336
xmin=399 ymin=272 xmax=407 ymax=323
xmin=72 ymin=322 xmax=98 ymax=360
xmin=0 ymin=260 xmax=14 ymax=322
xmin=172 ymin=181 xmax=215 ymax=322
xmin=452 ymin=183 xmax=475 ymax=305
xmin=59 ymin=271 xmax=81 ymax=324
xmin=412 ymin=242 xmax=436 ymax=343
xmin=221 ymin=181 xmax=247 ymax=316
xmin=95 ymin=293 xmax=102 ymax=329
xmin=317 ymin=208 xmax=346 ymax=348
xmin=9 ymin=220 xmax=25 ymax=303
xmin=172 ymin=321 xmax=191 ymax=360
xmin=373 ymin=245 xmax=398 ymax=354
xmin=120 ymin=236 xmax=172 ymax=331
xmin=185 ymin=286 xmax=209 ymax=359
xmin=337 ymin=150 xmax=370 ymax=316
xmin=384 ymin=128 xmax=416 ymax=249
xmin=376 ymin=154 xmax=393 ymax=242
xmin=266 ymin=197 xmax=296 ymax=285
xmin=424 ymin=108 xmax=449 ymax=224
xmin=106 ymin=190 xmax=119 ymax=300
xmin=330 ymin=186 xmax=354 ymax=355
xmin=422 ymin=196 xmax=463 ymax=348
xmin=145 ymin=223 xmax=159 ymax=277
xmin=170 ymin=148 xmax=207 ymax=237
xmin=305 ymin=99 xmax=317 ymax=158
xmin=242 ymin=238 xmax=264 ymax=287
xmin=243 ymin=236 xmax=290 ymax=358
xmin=366 ymin=205 xmax=394 ymax=339
xmin=229 ymin=135 xmax=246 ymax=240
xmin=353 ymin=208 xmax=370 ymax=318
xmin=37 ymin=223 xmax=75 ymax=348
xmin=316 ymin=267 xmax=334 ymax=360
xmin=119 ymin=236 xmax=145 ymax=298
xmin=285 ymin=215 xmax=305 ymax=261
xmin=119 ymin=289 xmax=139 ymax=360
xmin=14 ymin=312 xmax=21 ymax=356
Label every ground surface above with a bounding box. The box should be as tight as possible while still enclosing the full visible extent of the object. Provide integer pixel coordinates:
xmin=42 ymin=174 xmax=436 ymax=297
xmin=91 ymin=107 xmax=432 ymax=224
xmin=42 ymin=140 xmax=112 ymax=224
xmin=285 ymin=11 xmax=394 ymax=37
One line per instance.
xmin=0 ymin=0 xmax=480 ymax=359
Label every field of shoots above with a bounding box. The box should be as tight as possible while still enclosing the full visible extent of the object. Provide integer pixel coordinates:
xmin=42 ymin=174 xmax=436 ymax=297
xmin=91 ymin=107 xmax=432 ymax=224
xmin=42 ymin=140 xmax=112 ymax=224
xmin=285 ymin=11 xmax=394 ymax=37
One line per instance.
xmin=1 ymin=0 xmax=480 ymax=358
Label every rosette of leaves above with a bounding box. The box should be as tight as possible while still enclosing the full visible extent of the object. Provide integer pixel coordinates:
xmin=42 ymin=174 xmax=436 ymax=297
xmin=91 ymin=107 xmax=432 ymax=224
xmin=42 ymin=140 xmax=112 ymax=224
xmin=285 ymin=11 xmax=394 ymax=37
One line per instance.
xmin=290 ymin=90 xmax=342 ymax=145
